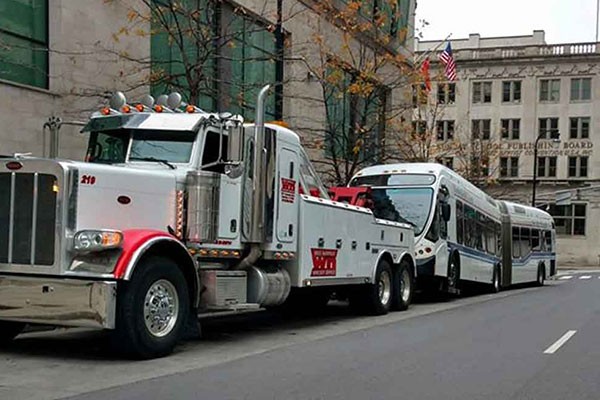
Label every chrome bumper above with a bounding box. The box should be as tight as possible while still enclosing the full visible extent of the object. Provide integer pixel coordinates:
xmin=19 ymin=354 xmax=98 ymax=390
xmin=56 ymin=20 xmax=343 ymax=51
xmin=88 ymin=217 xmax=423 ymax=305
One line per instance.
xmin=0 ymin=275 xmax=117 ymax=329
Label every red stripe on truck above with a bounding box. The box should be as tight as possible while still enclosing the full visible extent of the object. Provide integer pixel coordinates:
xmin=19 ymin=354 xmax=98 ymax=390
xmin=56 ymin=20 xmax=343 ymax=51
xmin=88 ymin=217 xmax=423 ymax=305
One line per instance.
xmin=112 ymin=229 xmax=176 ymax=279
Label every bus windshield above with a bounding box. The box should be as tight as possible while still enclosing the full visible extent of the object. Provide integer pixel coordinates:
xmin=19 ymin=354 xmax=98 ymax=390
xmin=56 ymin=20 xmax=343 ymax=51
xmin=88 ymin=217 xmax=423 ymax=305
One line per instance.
xmin=371 ymin=187 xmax=434 ymax=235
xmin=87 ymin=129 xmax=196 ymax=164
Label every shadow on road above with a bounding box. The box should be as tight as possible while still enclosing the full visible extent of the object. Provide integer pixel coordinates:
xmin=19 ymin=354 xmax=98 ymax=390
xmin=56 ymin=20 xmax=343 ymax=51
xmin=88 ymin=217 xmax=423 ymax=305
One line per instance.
xmin=0 ymin=282 xmax=540 ymax=361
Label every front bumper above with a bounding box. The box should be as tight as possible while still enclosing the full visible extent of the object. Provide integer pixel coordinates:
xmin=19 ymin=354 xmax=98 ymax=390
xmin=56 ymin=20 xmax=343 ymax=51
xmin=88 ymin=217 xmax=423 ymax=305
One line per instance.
xmin=0 ymin=275 xmax=117 ymax=329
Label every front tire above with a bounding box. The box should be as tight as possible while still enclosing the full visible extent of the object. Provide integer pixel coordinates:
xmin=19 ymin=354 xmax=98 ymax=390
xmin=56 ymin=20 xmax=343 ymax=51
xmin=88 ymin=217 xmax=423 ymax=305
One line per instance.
xmin=0 ymin=321 xmax=25 ymax=344
xmin=364 ymin=259 xmax=393 ymax=316
xmin=113 ymin=256 xmax=190 ymax=359
xmin=392 ymin=261 xmax=414 ymax=311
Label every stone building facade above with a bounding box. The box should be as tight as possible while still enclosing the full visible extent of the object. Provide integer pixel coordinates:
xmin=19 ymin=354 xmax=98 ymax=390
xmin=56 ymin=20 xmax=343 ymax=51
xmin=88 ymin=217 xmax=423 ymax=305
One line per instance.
xmin=416 ymin=31 xmax=600 ymax=266
xmin=0 ymin=0 xmax=415 ymax=175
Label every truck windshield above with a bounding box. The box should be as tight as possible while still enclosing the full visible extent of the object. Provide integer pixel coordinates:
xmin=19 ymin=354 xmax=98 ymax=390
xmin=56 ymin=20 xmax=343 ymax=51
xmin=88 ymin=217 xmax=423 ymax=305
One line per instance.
xmin=370 ymin=187 xmax=434 ymax=235
xmin=87 ymin=129 xmax=195 ymax=164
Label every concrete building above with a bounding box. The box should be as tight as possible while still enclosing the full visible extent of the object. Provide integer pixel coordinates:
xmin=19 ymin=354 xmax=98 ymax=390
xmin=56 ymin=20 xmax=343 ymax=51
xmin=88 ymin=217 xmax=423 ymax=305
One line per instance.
xmin=0 ymin=0 xmax=415 ymax=177
xmin=416 ymin=31 xmax=600 ymax=266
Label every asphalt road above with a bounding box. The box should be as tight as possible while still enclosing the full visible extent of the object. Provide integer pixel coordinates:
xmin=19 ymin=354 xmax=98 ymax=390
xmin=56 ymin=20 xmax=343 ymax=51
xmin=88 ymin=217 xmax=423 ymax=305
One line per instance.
xmin=1 ymin=271 xmax=599 ymax=400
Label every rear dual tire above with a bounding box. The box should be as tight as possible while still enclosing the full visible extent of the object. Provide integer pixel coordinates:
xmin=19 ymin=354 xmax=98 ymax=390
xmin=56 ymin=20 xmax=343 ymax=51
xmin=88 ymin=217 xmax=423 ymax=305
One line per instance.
xmin=355 ymin=259 xmax=414 ymax=316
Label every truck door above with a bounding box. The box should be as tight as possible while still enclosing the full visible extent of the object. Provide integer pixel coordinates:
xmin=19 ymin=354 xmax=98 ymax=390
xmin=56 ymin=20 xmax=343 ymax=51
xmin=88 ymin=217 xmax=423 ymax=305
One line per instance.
xmin=276 ymin=148 xmax=299 ymax=244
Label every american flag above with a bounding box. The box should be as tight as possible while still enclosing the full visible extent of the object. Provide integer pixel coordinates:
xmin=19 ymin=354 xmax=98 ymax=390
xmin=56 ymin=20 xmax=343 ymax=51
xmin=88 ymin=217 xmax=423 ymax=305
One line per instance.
xmin=439 ymin=42 xmax=457 ymax=81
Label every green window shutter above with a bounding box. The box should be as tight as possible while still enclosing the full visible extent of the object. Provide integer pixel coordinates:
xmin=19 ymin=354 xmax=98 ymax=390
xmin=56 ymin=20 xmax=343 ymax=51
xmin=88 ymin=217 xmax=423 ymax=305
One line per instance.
xmin=0 ymin=0 xmax=48 ymax=88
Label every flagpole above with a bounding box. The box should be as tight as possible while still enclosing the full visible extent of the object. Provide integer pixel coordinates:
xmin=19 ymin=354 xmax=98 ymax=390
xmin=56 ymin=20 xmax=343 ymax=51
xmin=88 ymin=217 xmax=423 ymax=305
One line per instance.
xmin=415 ymin=33 xmax=453 ymax=65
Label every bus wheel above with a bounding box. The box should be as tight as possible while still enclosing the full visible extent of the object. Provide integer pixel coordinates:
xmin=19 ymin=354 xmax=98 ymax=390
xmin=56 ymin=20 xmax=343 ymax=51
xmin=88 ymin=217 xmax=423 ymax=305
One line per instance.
xmin=365 ymin=259 xmax=393 ymax=316
xmin=391 ymin=261 xmax=414 ymax=311
xmin=536 ymin=264 xmax=545 ymax=287
xmin=0 ymin=321 xmax=25 ymax=344
xmin=447 ymin=255 xmax=460 ymax=294
xmin=491 ymin=264 xmax=501 ymax=293
xmin=112 ymin=256 xmax=189 ymax=359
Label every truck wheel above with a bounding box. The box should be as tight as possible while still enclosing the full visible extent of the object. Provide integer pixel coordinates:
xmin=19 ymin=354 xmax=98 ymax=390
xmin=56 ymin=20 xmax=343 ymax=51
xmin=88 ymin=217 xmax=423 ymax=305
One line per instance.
xmin=113 ymin=256 xmax=189 ymax=359
xmin=0 ymin=321 xmax=25 ymax=344
xmin=391 ymin=261 xmax=414 ymax=311
xmin=365 ymin=259 xmax=393 ymax=316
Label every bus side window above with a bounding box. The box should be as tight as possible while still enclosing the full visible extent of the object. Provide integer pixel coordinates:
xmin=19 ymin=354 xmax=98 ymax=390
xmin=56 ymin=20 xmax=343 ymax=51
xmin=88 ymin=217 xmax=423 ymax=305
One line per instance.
xmin=456 ymin=201 xmax=464 ymax=245
xmin=496 ymin=222 xmax=502 ymax=257
xmin=521 ymin=227 xmax=531 ymax=258
xmin=545 ymin=231 xmax=553 ymax=252
xmin=512 ymin=227 xmax=520 ymax=259
xmin=532 ymin=230 xmax=541 ymax=251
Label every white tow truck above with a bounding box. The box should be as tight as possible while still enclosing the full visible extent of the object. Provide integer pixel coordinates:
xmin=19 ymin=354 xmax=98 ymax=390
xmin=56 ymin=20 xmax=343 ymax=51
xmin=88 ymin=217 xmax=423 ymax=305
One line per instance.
xmin=0 ymin=86 xmax=415 ymax=358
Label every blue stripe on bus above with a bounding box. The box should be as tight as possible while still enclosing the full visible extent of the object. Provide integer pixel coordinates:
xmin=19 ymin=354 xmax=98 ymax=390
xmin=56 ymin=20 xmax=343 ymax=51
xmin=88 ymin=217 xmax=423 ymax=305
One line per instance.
xmin=447 ymin=242 xmax=555 ymax=267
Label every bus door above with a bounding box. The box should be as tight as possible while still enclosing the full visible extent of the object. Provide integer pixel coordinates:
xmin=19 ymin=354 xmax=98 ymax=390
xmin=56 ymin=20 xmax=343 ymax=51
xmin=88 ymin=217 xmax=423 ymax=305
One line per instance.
xmin=498 ymin=201 xmax=512 ymax=287
xmin=435 ymin=183 xmax=451 ymax=276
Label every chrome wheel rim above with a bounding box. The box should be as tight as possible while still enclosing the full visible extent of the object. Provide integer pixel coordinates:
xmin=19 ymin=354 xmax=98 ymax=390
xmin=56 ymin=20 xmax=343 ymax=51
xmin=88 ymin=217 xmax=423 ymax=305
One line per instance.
xmin=378 ymin=270 xmax=392 ymax=306
xmin=144 ymin=279 xmax=179 ymax=338
xmin=400 ymin=269 xmax=411 ymax=302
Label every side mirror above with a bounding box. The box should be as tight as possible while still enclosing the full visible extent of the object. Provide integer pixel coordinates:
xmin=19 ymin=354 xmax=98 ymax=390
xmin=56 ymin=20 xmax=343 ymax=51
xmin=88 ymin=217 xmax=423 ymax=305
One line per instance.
xmin=441 ymin=203 xmax=451 ymax=222
xmin=227 ymin=124 xmax=244 ymax=163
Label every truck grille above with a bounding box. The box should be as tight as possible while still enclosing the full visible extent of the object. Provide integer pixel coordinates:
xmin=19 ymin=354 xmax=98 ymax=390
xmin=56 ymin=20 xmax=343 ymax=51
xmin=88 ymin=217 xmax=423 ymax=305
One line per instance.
xmin=0 ymin=173 xmax=58 ymax=266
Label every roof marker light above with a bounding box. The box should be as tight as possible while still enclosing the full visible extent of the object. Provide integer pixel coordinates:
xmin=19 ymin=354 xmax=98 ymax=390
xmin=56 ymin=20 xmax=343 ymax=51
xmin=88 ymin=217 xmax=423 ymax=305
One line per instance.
xmin=135 ymin=104 xmax=145 ymax=112
xmin=100 ymin=107 xmax=111 ymax=116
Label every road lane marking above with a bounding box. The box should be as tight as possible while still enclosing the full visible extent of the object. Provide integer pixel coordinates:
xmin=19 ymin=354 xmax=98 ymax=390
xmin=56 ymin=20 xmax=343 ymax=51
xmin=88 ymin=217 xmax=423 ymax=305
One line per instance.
xmin=558 ymin=276 xmax=573 ymax=280
xmin=543 ymin=330 xmax=577 ymax=354
xmin=579 ymin=275 xmax=592 ymax=280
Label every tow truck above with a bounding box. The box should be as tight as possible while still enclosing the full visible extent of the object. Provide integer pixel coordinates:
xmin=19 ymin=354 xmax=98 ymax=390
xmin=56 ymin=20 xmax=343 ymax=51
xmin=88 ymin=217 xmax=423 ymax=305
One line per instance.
xmin=0 ymin=86 xmax=415 ymax=358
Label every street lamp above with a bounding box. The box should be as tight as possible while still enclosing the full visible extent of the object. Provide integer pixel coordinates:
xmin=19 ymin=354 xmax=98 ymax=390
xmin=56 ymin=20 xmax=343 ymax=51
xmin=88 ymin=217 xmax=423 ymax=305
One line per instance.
xmin=531 ymin=132 xmax=560 ymax=207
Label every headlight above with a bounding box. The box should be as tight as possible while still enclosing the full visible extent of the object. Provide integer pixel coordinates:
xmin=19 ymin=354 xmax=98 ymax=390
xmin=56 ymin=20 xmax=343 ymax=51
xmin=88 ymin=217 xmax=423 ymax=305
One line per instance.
xmin=73 ymin=230 xmax=123 ymax=252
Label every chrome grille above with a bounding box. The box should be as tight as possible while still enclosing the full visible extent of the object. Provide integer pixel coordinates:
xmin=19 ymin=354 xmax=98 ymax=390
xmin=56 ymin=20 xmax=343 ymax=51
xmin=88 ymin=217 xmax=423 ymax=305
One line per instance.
xmin=0 ymin=173 xmax=57 ymax=266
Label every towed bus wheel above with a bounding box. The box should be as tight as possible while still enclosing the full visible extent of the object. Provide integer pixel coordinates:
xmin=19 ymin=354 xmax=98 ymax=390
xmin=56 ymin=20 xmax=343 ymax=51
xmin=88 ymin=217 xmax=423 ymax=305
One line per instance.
xmin=113 ymin=257 xmax=189 ymax=359
xmin=536 ymin=264 xmax=546 ymax=287
xmin=364 ymin=259 xmax=393 ymax=316
xmin=0 ymin=321 xmax=25 ymax=344
xmin=491 ymin=264 xmax=501 ymax=293
xmin=392 ymin=262 xmax=414 ymax=311
xmin=447 ymin=256 xmax=460 ymax=294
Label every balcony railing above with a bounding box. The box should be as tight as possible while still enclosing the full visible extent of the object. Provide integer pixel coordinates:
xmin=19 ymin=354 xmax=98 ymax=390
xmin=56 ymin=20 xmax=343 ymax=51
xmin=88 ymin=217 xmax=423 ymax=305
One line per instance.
xmin=423 ymin=42 xmax=599 ymax=61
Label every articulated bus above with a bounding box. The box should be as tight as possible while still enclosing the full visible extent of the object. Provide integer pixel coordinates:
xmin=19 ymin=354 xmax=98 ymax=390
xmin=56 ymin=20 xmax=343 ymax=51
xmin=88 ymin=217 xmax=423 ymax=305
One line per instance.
xmin=350 ymin=163 xmax=556 ymax=293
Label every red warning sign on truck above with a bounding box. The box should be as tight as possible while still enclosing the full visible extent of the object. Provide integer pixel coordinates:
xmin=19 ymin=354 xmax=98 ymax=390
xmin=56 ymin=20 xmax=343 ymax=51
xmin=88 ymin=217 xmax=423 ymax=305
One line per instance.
xmin=310 ymin=248 xmax=338 ymax=276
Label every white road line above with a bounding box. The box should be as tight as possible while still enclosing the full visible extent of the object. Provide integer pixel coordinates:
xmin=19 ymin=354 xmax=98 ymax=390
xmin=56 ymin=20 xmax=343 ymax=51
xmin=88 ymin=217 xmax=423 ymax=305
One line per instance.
xmin=558 ymin=276 xmax=573 ymax=280
xmin=580 ymin=275 xmax=592 ymax=280
xmin=543 ymin=330 xmax=577 ymax=354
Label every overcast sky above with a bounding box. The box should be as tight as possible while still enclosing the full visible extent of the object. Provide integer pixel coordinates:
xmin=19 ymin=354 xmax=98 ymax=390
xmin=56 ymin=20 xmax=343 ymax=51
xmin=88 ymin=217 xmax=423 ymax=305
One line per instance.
xmin=415 ymin=0 xmax=599 ymax=44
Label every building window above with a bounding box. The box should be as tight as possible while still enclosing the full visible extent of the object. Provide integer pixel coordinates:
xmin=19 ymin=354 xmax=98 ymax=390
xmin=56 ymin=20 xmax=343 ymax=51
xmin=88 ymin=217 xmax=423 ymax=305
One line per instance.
xmin=501 ymin=119 xmax=520 ymax=140
xmin=437 ymin=83 xmax=456 ymax=105
xmin=471 ymin=119 xmax=491 ymax=140
xmin=436 ymin=120 xmax=455 ymax=141
xmin=412 ymin=84 xmax=428 ymax=107
xmin=548 ymin=204 xmax=586 ymax=236
xmin=472 ymin=81 xmax=492 ymax=104
xmin=502 ymin=81 xmax=521 ymax=103
xmin=412 ymin=120 xmax=427 ymax=135
xmin=569 ymin=117 xmax=590 ymax=139
xmin=0 ymin=0 xmax=48 ymax=88
xmin=539 ymin=79 xmax=560 ymax=102
xmin=568 ymin=156 xmax=588 ymax=178
xmin=537 ymin=156 xmax=557 ymax=178
xmin=570 ymin=78 xmax=592 ymax=102
xmin=324 ymin=64 xmax=388 ymax=163
xmin=500 ymin=157 xmax=519 ymax=177
xmin=538 ymin=118 xmax=560 ymax=139
xmin=151 ymin=1 xmax=282 ymax=118
xmin=471 ymin=156 xmax=490 ymax=177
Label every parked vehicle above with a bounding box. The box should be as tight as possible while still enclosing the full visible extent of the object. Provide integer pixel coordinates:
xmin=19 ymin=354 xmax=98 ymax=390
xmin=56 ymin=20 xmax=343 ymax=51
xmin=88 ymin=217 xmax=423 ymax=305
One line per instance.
xmin=0 ymin=86 xmax=415 ymax=358
xmin=350 ymin=163 xmax=556 ymax=293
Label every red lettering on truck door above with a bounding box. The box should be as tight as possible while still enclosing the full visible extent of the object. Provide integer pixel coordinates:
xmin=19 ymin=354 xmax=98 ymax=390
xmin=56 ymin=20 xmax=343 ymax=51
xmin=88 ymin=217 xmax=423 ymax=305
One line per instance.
xmin=310 ymin=249 xmax=338 ymax=277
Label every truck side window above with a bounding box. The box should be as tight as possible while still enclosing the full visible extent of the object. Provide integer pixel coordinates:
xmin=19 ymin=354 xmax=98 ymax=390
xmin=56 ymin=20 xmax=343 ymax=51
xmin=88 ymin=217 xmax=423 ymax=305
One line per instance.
xmin=298 ymin=151 xmax=329 ymax=199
